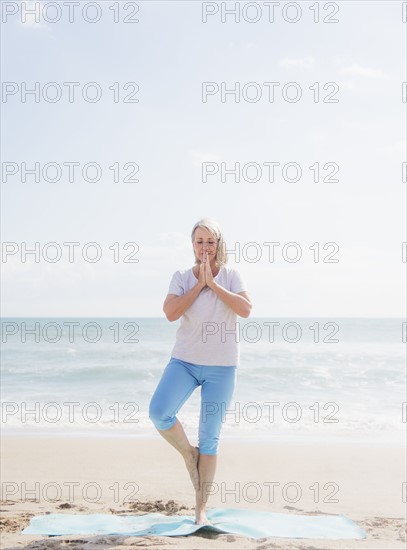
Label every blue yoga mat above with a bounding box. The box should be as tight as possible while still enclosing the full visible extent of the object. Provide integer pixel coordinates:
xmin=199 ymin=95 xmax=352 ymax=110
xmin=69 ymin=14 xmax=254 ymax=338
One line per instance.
xmin=22 ymin=508 xmax=367 ymax=540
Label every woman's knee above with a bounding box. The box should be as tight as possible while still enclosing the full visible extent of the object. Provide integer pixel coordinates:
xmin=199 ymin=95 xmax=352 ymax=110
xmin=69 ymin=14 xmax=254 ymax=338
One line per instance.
xmin=148 ymin=398 xmax=176 ymax=430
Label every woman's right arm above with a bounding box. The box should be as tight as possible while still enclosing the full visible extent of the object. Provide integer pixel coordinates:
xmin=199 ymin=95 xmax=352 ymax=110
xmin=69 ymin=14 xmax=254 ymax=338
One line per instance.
xmin=163 ymin=283 xmax=204 ymax=322
xmin=163 ymin=261 xmax=206 ymax=322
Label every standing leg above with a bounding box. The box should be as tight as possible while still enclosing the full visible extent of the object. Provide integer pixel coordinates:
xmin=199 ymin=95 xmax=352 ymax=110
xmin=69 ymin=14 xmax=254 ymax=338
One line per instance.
xmin=195 ymin=454 xmax=217 ymax=524
xmin=195 ymin=366 xmax=237 ymax=524
xmin=149 ymin=358 xmax=200 ymax=490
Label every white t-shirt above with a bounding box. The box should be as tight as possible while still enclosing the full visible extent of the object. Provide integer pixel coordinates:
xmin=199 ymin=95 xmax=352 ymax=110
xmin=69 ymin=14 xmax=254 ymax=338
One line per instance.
xmin=167 ymin=266 xmax=248 ymax=366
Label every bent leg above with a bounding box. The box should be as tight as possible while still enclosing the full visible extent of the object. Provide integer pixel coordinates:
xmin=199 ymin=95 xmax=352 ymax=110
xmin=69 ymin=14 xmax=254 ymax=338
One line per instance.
xmin=149 ymin=358 xmax=198 ymax=428
xmin=149 ymin=358 xmax=201 ymax=490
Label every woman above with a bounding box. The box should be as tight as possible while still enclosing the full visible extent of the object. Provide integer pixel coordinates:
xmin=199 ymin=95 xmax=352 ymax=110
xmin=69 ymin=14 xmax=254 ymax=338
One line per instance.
xmin=149 ymin=217 xmax=252 ymax=525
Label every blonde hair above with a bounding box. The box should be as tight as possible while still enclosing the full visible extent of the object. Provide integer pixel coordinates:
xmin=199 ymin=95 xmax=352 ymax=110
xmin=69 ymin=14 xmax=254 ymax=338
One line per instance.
xmin=191 ymin=217 xmax=228 ymax=268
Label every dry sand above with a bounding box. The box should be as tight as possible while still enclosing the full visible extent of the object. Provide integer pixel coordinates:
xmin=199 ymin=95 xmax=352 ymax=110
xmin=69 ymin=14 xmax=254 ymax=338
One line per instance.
xmin=1 ymin=436 xmax=406 ymax=549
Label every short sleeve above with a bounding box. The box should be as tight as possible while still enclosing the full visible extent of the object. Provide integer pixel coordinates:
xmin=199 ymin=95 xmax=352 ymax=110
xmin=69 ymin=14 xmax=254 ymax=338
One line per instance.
xmin=168 ymin=270 xmax=184 ymax=296
xmin=230 ymin=269 xmax=248 ymax=294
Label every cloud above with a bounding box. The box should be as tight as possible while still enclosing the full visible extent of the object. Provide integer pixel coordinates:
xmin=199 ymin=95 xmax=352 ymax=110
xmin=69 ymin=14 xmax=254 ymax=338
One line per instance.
xmin=394 ymin=140 xmax=407 ymax=153
xmin=381 ymin=140 xmax=407 ymax=155
xmin=158 ymin=231 xmax=189 ymax=243
xmin=309 ymin=132 xmax=324 ymax=141
xmin=189 ymin=150 xmax=222 ymax=168
xmin=339 ymin=64 xmax=385 ymax=79
xmin=279 ymin=56 xmax=316 ymax=69
xmin=336 ymin=80 xmax=355 ymax=90
xmin=18 ymin=1 xmax=52 ymax=32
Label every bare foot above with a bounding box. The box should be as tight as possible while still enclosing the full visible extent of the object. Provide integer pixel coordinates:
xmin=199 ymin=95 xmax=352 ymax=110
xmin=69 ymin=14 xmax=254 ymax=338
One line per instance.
xmin=184 ymin=445 xmax=200 ymax=492
xmin=195 ymin=510 xmax=213 ymax=525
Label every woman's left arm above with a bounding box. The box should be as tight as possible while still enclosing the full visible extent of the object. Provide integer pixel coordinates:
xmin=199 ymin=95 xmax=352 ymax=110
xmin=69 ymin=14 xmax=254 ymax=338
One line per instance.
xmin=208 ymin=282 xmax=252 ymax=318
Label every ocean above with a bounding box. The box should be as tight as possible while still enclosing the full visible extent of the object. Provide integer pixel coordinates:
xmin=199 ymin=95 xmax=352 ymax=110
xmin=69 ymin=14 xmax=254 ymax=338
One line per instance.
xmin=1 ymin=317 xmax=405 ymax=446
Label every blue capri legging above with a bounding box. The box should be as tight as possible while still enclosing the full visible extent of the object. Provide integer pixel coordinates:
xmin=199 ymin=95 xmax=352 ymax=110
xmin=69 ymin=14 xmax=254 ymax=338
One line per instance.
xmin=149 ymin=357 xmax=237 ymax=455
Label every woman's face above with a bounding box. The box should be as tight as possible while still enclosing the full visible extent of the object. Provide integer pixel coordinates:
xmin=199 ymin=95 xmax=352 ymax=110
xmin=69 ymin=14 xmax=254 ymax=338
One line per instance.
xmin=193 ymin=227 xmax=218 ymax=263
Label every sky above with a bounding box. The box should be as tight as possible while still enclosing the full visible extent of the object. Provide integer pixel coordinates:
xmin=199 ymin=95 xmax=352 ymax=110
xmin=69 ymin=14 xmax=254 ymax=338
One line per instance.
xmin=1 ymin=0 xmax=406 ymax=317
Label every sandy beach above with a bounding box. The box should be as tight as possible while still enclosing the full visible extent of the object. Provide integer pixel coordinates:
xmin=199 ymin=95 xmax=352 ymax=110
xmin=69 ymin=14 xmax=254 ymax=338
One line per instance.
xmin=1 ymin=435 xmax=406 ymax=549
